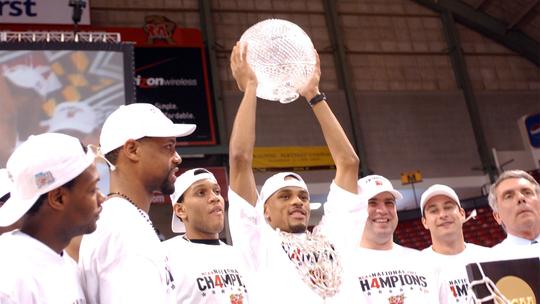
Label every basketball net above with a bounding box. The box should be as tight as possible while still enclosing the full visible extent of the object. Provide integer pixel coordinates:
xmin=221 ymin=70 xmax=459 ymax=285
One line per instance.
xmin=467 ymin=262 xmax=510 ymax=304
xmin=278 ymin=230 xmax=342 ymax=299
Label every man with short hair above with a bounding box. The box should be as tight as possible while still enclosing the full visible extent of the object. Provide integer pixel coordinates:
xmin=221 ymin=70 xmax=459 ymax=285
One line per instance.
xmin=488 ymin=169 xmax=540 ymax=246
xmin=0 ymin=132 xmax=103 ymax=303
xmin=228 ymin=42 xmax=359 ymax=303
xmin=420 ymin=184 xmax=489 ymax=303
xmin=163 ymin=168 xmax=251 ymax=303
xmin=79 ymin=103 xmax=196 ymax=304
xmin=330 ymin=175 xmax=450 ymax=303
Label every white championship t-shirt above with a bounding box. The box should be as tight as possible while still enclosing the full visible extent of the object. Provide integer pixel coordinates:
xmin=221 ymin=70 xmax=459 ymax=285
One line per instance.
xmin=228 ymin=185 xmax=356 ymax=304
xmin=337 ymin=244 xmax=451 ymax=304
xmin=0 ymin=230 xmax=86 ymax=304
xmin=422 ymin=243 xmax=490 ymax=303
xmin=321 ymin=183 xmax=450 ymax=303
xmin=79 ymin=197 xmax=174 ymax=304
xmin=162 ymin=236 xmax=251 ymax=304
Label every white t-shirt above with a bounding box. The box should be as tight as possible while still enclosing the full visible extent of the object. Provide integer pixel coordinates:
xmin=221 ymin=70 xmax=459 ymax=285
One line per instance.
xmin=227 ymin=184 xmax=355 ymax=304
xmin=0 ymin=230 xmax=86 ymax=304
xmin=336 ymin=244 xmax=451 ymax=304
xmin=79 ymin=197 xmax=174 ymax=304
xmin=322 ymin=184 xmax=449 ymax=303
xmin=162 ymin=236 xmax=251 ymax=304
xmin=422 ymin=243 xmax=490 ymax=303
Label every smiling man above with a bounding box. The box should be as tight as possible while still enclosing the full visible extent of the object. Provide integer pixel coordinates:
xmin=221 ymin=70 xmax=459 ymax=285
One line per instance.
xmin=336 ymin=175 xmax=451 ymax=303
xmin=489 ymin=170 xmax=540 ymax=246
xmin=420 ymin=184 xmax=489 ymax=303
xmin=163 ymin=168 xmax=251 ymax=303
xmin=228 ymin=42 xmax=359 ymax=304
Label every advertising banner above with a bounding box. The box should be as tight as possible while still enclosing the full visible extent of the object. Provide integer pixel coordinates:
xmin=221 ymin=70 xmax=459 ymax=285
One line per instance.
xmin=0 ymin=0 xmax=91 ymax=25
xmin=525 ymin=113 xmax=540 ymax=148
xmin=135 ymin=47 xmax=216 ymax=145
xmin=118 ymin=24 xmax=217 ymax=146
xmin=253 ymin=146 xmax=335 ymax=170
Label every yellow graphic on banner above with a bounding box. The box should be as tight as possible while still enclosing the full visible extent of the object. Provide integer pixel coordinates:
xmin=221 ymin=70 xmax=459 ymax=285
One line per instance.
xmin=253 ymin=146 xmax=335 ymax=170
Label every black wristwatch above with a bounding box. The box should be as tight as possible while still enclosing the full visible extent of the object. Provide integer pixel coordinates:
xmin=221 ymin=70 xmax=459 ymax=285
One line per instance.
xmin=308 ymin=92 xmax=327 ymax=107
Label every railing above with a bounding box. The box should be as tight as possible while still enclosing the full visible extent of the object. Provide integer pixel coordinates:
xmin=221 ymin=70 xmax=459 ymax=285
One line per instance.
xmin=0 ymin=31 xmax=121 ymax=43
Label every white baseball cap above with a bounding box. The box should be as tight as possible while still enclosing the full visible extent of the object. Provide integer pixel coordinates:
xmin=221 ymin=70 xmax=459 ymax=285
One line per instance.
xmin=256 ymin=172 xmax=309 ymax=216
xmin=358 ymin=175 xmax=403 ymax=201
xmin=0 ymin=133 xmax=97 ymax=227
xmin=170 ymin=168 xmax=217 ymax=233
xmin=99 ymin=103 xmax=196 ymax=155
xmin=0 ymin=168 xmax=12 ymax=200
xmin=420 ymin=184 xmax=461 ymax=215
xmin=41 ymin=102 xmax=98 ymax=134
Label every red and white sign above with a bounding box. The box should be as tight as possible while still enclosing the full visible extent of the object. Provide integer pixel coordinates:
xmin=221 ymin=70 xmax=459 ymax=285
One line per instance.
xmin=0 ymin=0 xmax=90 ymax=25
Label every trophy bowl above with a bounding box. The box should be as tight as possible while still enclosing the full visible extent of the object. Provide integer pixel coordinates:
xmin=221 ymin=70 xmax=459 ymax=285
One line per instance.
xmin=240 ymin=19 xmax=316 ymax=103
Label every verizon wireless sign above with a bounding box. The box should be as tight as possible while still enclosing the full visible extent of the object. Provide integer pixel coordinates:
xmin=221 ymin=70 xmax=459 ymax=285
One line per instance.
xmin=0 ymin=0 xmax=90 ymax=25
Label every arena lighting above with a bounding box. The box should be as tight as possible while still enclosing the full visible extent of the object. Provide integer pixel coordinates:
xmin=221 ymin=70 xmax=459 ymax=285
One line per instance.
xmin=0 ymin=31 xmax=121 ymax=43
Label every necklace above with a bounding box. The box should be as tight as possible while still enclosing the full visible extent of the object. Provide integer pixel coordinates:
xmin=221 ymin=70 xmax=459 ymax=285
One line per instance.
xmin=107 ymin=192 xmax=159 ymax=236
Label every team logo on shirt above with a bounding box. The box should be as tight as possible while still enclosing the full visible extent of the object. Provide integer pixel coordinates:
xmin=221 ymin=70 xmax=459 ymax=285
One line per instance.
xmin=388 ymin=294 xmax=405 ymax=304
xmin=230 ymin=294 xmax=244 ymax=304
xmin=357 ymin=269 xmax=429 ymax=298
xmin=196 ymin=268 xmax=247 ymax=295
xmin=448 ymin=278 xmax=469 ymax=299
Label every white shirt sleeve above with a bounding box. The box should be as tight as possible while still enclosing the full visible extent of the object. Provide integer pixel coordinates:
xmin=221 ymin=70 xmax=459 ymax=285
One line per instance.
xmin=227 ymin=188 xmax=262 ymax=271
xmin=317 ymin=181 xmax=366 ymax=251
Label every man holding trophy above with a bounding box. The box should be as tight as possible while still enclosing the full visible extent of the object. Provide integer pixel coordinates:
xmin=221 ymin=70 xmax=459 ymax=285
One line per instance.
xmin=227 ymin=19 xmax=360 ymax=303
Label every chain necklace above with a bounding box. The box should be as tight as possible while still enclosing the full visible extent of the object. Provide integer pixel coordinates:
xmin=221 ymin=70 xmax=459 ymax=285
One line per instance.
xmin=107 ymin=192 xmax=159 ymax=236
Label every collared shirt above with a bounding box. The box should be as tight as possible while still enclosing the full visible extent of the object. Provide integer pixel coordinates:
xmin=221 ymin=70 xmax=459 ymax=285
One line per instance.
xmin=496 ymin=233 xmax=540 ymax=247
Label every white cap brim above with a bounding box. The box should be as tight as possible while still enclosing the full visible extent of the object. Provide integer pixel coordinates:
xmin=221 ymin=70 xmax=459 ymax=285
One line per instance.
xmin=171 ymin=214 xmax=185 ymax=233
xmin=0 ymin=169 xmax=12 ymax=199
xmin=0 ymin=192 xmax=40 ymax=226
xmin=360 ymin=188 xmax=403 ymax=201
xmin=148 ymin=123 xmax=197 ymax=139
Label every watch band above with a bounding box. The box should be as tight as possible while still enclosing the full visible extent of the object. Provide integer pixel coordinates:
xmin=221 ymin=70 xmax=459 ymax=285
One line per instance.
xmin=308 ymin=92 xmax=326 ymax=107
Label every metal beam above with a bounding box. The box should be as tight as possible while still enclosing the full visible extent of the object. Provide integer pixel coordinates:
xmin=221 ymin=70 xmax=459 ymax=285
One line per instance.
xmin=507 ymin=0 xmax=539 ymax=31
xmin=440 ymin=10 xmax=498 ymax=182
xmin=414 ymin=0 xmax=540 ymax=66
xmin=198 ymin=0 xmax=228 ymax=154
xmin=322 ymin=0 xmax=370 ymax=177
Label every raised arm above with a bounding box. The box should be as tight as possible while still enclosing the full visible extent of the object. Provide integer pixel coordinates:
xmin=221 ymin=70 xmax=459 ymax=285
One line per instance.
xmin=300 ymin=50 xmax=359 ymax=193
xmin=229 ymin=42 xmax=259 ymax=205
